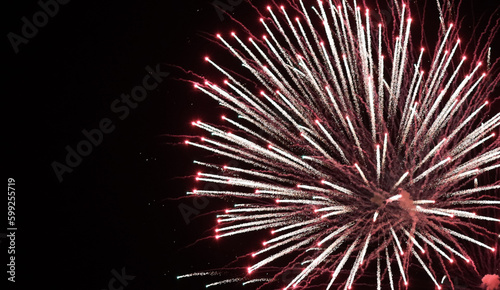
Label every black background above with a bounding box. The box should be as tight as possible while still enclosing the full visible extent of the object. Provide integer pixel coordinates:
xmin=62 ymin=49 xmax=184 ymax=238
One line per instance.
xmin=4 ymin=0 xmax=499 ymax=289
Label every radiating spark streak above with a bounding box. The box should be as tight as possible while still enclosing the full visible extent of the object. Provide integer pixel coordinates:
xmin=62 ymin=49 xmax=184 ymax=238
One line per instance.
xmin=177 ymin=272 xmax=220 ymax=279
xmin=428 ymin=234 xmax=470 ymax=262
xmin=359 ymin=233 xmax=372 ymax=266
xmin=414 ymin=138 xmax=447 ymax=171
xmin=271 ymin=218 xmax=321 ymax=236
xmin=224 ymin=207 xmax=294 ymax=214
xmin=314 ymin=206 xmax=350 ymax=212
xmin=326 ymin=238 xmax=360 ymax=290
xmin=324 ymin=86 xmax=350 ymax=130
xmin=313 ymin=195 xmax=332 ymax=201
xmin=415 ymin=231 xmax=453 ymax=262
xmin=382 ymin=132 xmax=388 ymax=173
xmin=377 ymin=24 xmax=384 ymax=122
xmin=296 ymin=17 xmax=327 ymax=82
xmin=392 ymin=171 xmax=409 ymax=191
xmin=321 ymin=47 xmax=349 ymax=116
xmin=402 ymin=48 xmax=424 ymax=125
xmin=216 ymin=221 xmax=292 ymax=238
xmin=412 ymin=248 xmax=440 ymax=288
xmin=268 ymin=145 xmax=326 ymax=177
xmin=320 ymin=209 xmax=351 ymax=219
xmin=444 ymin=228 xmax=496 ymax=251
xmin=387 ymin=194 xmax=403 ymax=202
xmin=390 ymin=227 xmax=404 ymax=255
xmin=412 ymin=157 xmax=451 ymax=184
xmin=446 ymin=185 xmax=500 ymax=197
xmin=448 ymin=110 xmax=498 ymax=156
xmin=315 ymin=119 xmax=349 ymax=163
xmin=376 ymin=252 xmax=381 ymax=290
xmin=318 ymin=223 xmax=354 ymax=246
xmin=346 ymin=235 xmax=368 ymax=289
xmin=399 ymin=102 xmax=419 ymax=149
xmin=413 ymin=200 xmax=436 ymax=205
xmin=376 ymin=144 xmax=381 ymax=184
xmin=366 ymin=9 xmax=373 ymax=77
xmin=276 ymin=199 xmax=328 ymax=205
xmin=346 ymin=116 xmax=365 ymax=161
xmin=368 ymin=77 xmax=376 ymax=142
xmin=321 ymin=180 xmax=355 ymax=195
xmin=251 ymin=236 xmax=316 ymax=274
xmin=288 ymin=234 xmax=348 ymax=289
xmin=388 ymin=34 xmax=401 ymax=118
xmin=450 ymin=200 xmax=500 ymax=205
xmin=216 ymin=217 xmax=291 ymax=233
xmin=415 ymin=206 xmax=454 ymax=218
xmin=242 ymin=279 xmax=271 ymax=285
xmin=392 ymin=242 xmax=407 ymax=285
xmin=420 ymin=51 xmax=464 ymax=138
xmin=188 ymin=190 xmax=265 ymax=199
xmin=297 ymin=184 xmax=334 ymax=194
xmin=403 ymin=229 xmax=425 ymax=253
xmin=439 ymin=153 xmax=499 ymax=186
xmin=193 ymin=177 xmax=303 ymax=197
xmin=393 ymin=17 xmax=412 ymax=115
xmin=343 ymin=55 xmax=361 ymax=118
xmin=354 ymin=163 xmax=369 ymax=184
xmin=223 ymin=165 xmax=291 ymax=183
xmin=437 ymin=209 xmax=500 ymax=222
xmin=252 ymin=234 xmax=303 ymax=257
xmin=206 ymin=278 xmax=242 ymax=288
xmin=217 ymin=212 xmax=290 ymax=223
xmin=450 ymin=133 xmax=496 ymax=163
xmin=386 ymin=247 xmax=395 ymax=290
xmin=422 ymin=23 xmax=453 ymax=106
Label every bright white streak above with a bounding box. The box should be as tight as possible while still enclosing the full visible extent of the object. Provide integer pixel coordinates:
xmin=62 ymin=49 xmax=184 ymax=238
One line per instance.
xmin=392 ymin=242 xmax=407 ymax=285
xmin=355 ymin=163 xmax=369 ymax=184
xmin=444 ymin=228 xmax=496 ymax=251
xmin=390 ymin=227 xmax=404 ymax=255
xmin=412 ymin=157 xmax=451 ymax=184
xmin=326 ymin=238 xmax=360 ymax=290
xmin=392 ymin=171 xmax=409 ymax=191
xmin=386 ymin=247 xmax=395 ymax=290
xmin=412 ymin=248 xmax=440 ymax=288
xmin=289 ymin=234 xmax=347 ymax=289
xmin=346 ymin=116 xmax=365 ymax=161
xmin=376 ymin=252 xmax=381 ymax=290
xmin=318 ymin=223 xmax=353 ymax=246
xmin=415 ymin=231 xmax=453 ymax=262
xmin=376 ymin=144 xmax=381 ymax=184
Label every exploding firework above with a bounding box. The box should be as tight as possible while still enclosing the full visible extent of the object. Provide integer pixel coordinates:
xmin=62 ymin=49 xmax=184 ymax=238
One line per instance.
xmin=178 ymin=0 xmax=500 ymax=289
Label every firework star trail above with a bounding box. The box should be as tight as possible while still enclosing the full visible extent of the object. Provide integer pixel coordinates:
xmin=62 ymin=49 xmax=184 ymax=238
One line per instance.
xmin=177 ymin=0 xmax=500 ymax=289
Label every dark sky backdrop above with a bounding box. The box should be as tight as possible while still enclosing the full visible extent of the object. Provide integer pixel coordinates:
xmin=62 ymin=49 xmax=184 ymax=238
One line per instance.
xmin=4 ymin=0 xmax=499 ymax=290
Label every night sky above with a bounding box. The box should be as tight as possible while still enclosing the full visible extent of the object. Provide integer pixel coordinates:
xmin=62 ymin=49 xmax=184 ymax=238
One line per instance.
xmin=4 ymin=0 xmax=499 ymax=290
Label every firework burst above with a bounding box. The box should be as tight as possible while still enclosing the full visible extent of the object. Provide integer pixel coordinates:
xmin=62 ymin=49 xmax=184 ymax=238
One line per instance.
xmin=178 ymin=0 xmax=500 ymax=289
